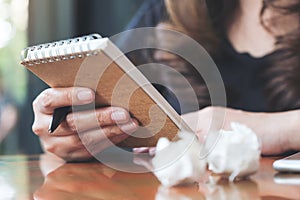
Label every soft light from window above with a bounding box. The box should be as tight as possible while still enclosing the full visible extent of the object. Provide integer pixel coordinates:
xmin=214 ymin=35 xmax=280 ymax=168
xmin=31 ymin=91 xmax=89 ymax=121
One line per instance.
xmin=11 ymin=0 xmax=29 ymax=31
xmin=0 ymin=19 xmax=14 ymax=48
xmin=0 ymin=176 xmax=16 ymax=199
xmin=0 ymin=0 xmax=28 ymax=49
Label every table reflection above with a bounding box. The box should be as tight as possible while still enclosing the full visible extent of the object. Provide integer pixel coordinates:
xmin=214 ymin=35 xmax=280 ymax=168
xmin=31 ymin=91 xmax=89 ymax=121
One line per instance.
xmin=34 ymin=154 xmax=160 ymax=200
xmin=33 ymin=158 xmax=262 ymax=200
xmin=1 ymin=154 xmax=300 ymax=200
xmin=32 ymin=154 xmax=300 ymax=200
xmin=34 ymin=163 xmax=140 ymax=199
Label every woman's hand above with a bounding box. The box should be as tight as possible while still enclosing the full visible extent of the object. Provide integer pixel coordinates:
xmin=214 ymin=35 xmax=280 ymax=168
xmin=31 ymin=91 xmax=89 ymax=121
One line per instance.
xmin=32 ymin=87 xmax=138 ymax=161
xmin=182 ymin=106 xmax=300 ymax=156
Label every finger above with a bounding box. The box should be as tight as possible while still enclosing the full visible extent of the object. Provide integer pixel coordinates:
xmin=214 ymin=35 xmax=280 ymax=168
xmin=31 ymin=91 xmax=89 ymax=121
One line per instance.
xmin=81 ymin=133 xmax=130 ymax=156
xmin=50 ymin=120 xmax=78 ymax=136
xmin=40 ymin=134 xmax=88 ymax=160
xmin=133 ymin=147 xmax=156 ymax=156
xmin=40 ymin=134 xmax=106 ymax=162
xmin=66 ymin=107 xmax=131 ymax=132
xmin=78 ymin=120 xmax=138 ymax=148
xmin=109 ymin=133 xmax=130 ymax=145
xmin=133 ymin=147 xmax=150 ymax=154
xmin=64 ymin=126 xmax=135 ymax=159
xmin=33 ymin=87 xmax=95 ymax=114
xmin=118 ymin=119 xmax=139 ymax=135
xmin=149 ymin=147 xmax=156 ymax=156
xmin=47 ymin=110 xmax=138 ymax=137
xmin=41 ymin=120 xmax=138 ymax=161
xmin=32 ymin=114 xmax=76 ymax=137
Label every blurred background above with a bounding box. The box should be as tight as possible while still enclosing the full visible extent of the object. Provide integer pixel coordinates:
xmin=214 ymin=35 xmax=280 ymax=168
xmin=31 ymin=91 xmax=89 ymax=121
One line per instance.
xmin=0 ymin=0 xmax=150 ymax=155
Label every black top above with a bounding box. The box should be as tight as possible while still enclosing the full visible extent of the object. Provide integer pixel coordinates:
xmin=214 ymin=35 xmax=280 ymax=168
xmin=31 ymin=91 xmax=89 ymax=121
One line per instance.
xmin=126 ymin=0 xmax=275 ymax=113
xmin=215 ymin=38 xmax=274 ymax=112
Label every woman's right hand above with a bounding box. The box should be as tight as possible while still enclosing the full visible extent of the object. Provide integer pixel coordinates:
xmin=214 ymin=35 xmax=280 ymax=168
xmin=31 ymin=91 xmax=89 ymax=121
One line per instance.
xmin=32 ymin=87 xmax=138 ymax=161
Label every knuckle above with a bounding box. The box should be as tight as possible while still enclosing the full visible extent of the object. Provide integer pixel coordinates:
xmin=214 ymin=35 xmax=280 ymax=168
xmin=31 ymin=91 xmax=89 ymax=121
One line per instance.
xmin=63 ymin=89 xmax=73 ymax=105
xmin=32 ymin=121 xmax=45 ymax=136
xmin=104 ymin=126 xmax=115 ymax=137
xmin=46 ymin=146 xmax=67 ymax=160
xmin=43 ymin=143 xmax=54 ymax=153
xmin=38 ymin=89 xmax=53 ymax=108
xmin=43 ymin=137 xmax=82 ymax=161
xmin=106 ymin=125 xmax=122 ymax=137
xmin=66 ymin=114 xmax=76 ymax=131
xmin=32 ymin=97 xmax=39 ymax=110
xmin=96 ymin=110 xmax=109 ymax=125
xmin=42 ymin=141 xmax=59 ymax=156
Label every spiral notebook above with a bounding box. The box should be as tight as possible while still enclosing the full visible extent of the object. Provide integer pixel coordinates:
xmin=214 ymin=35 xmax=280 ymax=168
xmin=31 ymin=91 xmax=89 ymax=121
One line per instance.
xmin=20 ymin=34 xmax=192 ymax=147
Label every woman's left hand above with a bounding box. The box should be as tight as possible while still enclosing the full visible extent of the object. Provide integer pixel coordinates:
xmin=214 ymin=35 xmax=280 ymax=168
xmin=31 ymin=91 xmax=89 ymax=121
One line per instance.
xmin=182 ymin=106 xmax=300 ymax=155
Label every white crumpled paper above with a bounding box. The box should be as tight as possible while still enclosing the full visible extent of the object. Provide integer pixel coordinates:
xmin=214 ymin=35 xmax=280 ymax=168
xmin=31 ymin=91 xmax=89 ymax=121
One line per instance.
xmin=206 ymin=122 xmax=261 ymax=181
xmin=152 ymin=131 xmax=206 ymax=187
xmin=151 ymin=122 xmax=261 ymax=187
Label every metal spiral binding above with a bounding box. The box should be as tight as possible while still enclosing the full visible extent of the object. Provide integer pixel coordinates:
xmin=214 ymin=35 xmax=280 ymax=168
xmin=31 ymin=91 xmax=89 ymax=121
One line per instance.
xmin=23 ymin=34 xmax=102 ymax=66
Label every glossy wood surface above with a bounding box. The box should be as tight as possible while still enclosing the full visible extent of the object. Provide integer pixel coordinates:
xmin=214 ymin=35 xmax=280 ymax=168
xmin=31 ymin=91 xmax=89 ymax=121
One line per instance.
xmin=0 ymin=154 xmax=299 ymax=200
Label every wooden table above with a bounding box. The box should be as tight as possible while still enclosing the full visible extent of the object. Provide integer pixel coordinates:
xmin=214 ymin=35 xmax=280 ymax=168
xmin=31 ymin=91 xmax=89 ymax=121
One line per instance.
xmin=0 ymin=153 xmax=300 ymax=200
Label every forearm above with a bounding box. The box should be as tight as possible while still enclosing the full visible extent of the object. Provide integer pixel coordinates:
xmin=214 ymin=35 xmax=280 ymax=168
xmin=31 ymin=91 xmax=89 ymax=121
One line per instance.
xmin=183 ymin=107 xmax=300 ymax=155
xmin=254 ymin=109 xmax=300 ymax=155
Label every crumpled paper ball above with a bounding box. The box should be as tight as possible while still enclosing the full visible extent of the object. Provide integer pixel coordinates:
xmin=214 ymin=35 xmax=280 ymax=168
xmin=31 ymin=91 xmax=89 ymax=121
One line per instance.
xmin=152 ymin=131 xmax=206 ymax=187
xmin=206 ymin=122 xmax=261 ymax=181
xmin=151 ymin=122 xmax=261 ymax=187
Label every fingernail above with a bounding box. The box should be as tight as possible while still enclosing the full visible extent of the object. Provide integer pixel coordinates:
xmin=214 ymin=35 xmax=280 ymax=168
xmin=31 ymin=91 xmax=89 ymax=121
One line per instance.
xmin=77 ymin=89 xmax=93 ymax=102
xmin=121 ymin=121 xmax=138 ymax=133
xmin=149 ymin=148 xmax=156 ymax=156
xmin=111 ymin=111 xmax=127 ymax=122
xmin=133 ymin=147 xmax=148 ymax=153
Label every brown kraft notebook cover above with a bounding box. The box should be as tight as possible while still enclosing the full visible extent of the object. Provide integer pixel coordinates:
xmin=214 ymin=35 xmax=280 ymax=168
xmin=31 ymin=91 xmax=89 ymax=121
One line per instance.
xmin=20 ymin=34 xmax=192 ymax=147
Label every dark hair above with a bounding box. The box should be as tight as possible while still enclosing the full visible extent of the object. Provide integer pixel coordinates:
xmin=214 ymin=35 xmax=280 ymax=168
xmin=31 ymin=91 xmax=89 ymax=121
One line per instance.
xmin=165 ymin=0 xmax=219 ymax=55
xmin=165 ymin=0 xmax=300 ymax=111
xmin=261 ymin=0 xmax=300 ymax=111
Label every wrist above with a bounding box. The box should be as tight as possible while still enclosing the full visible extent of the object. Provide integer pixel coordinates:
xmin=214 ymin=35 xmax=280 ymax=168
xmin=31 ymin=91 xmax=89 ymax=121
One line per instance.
xmin=286 ymin=110 xmax=300 ymax=152
xmin=253 ymin=111 xmax=298 ymax=155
